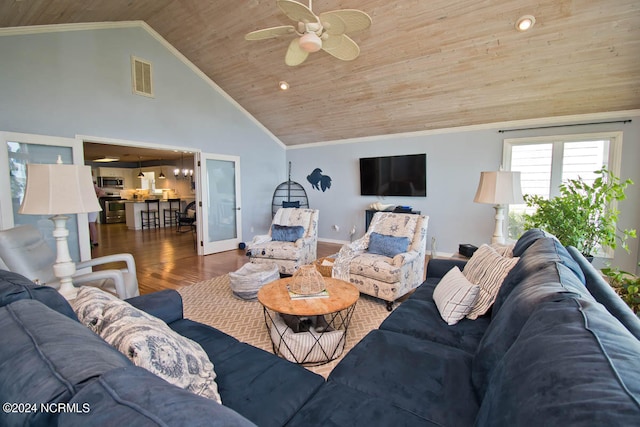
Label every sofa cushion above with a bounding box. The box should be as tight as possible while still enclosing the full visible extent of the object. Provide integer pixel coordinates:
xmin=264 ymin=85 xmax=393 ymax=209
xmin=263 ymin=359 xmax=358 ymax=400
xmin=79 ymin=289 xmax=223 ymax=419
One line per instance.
xmin=0 ymin=299 xmax=131 ymax=427
xmin=169 ymin=319 xmax=325 ymax=427
xmin=271 ymin=224 xmax=305 ymax=242
xmin=287 ymin=381 xmax=438 ymax=427
xmin=59 ymin=366 xmax=256 ymax=427
xmin=328 ymin=329 xmax=480 ymax=426
xmin=433 ymin=266 xmax=479 ymax=325
xmin=463 ymin=245 xmax=518 ymax=319
xmin=0 ymin=269 xmax=77 ymax=320
xmin=99 ymin=299 xmax=221 ymax=403
xmin=475 ymin=297 xmax=640 ymax=425
xmin=511 ymin=228 xmax=549 ymax=257
xmin=367 ymin=232 xmax=410 ymax=257
xmin=126 ymin=289 xmax=184 ymax=324
xmin=566 ymin=245 xmax=640 ymax=340
xmin=347 ymin=252 xmax=403 ymax=283
xmin=493 ymin=237 xmax=587 ymax=315
xmin=249 ymin=241 xmax=303 ymax=260
xmin=472 ymin=275 xmax=583 ymax=398
xmin=379 ymin=298 xmax=490 ymax=354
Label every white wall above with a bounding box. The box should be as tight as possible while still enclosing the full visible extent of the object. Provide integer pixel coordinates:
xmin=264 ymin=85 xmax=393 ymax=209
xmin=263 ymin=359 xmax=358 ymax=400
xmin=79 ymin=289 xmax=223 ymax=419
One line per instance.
xmin=0 ymin=24 xmax=286 ymax=239
xmin=287 ymin=117 xmax=640 ymax=273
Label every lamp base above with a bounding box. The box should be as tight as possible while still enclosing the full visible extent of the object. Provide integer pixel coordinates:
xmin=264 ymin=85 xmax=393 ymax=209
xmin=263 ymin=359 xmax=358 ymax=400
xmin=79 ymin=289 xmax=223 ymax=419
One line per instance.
xmin=50 ymin=215 xmax=78 ymax=300
xmin=491 ymin=205 xmax=506 ymax=245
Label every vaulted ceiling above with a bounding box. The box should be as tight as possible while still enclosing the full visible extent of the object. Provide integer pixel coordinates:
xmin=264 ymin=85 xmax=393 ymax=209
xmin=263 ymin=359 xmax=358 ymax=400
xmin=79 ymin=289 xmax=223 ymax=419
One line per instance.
xmin=1 ymin=0 xmax=639 ymax=146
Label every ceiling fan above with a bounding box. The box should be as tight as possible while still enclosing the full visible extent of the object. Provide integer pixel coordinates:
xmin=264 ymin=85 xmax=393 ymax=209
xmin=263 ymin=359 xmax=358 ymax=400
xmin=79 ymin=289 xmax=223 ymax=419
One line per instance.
xmin=245 ymin=0 xmax=372 ymax=66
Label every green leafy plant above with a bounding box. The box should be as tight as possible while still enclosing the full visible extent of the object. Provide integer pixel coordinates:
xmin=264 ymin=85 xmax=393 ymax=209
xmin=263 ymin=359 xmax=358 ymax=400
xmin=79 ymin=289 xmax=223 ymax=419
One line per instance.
xmin=523 ymin=166 xmax=636 ymax=256
xmin=601 ymin=264 xmax=640 ymax=314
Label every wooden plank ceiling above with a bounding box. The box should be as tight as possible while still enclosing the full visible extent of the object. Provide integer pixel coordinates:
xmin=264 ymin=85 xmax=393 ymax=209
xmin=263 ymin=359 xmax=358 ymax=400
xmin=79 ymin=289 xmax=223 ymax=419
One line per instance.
xmin=1 ymin=0 xmax=639 ymax=146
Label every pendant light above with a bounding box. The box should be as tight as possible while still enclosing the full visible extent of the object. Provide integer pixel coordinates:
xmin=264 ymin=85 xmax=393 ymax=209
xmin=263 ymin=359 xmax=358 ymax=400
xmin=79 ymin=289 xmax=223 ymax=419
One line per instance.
xmin=137 ymin=157 xmax=144 ymax=178
xmin=158 ymin=159 xmax=167 ymax=179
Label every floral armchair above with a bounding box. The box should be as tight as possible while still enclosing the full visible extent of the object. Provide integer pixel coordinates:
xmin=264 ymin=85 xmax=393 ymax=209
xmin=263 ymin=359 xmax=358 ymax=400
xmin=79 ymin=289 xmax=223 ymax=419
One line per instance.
xmin=248 ymin=208 xmax=319 ymax=275
xmin=333 ymin=212 xmax=429 ymax=311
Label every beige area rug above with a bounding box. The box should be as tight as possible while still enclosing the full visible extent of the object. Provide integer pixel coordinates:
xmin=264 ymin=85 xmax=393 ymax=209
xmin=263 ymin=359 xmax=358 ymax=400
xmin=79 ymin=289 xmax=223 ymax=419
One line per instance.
xmin=178 ymin=275 xmax=392 ymax=378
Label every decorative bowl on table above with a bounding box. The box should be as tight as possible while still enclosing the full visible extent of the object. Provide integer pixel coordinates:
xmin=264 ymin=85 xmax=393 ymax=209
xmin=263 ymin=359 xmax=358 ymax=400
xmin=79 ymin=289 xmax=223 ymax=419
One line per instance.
xmin=290 ymin=265 xmax=326 ymax=295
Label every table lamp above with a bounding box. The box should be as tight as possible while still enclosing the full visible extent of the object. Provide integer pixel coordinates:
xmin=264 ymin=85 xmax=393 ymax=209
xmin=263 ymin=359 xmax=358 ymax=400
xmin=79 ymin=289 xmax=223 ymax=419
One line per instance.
xmin=474 ymin=170 xmax=524 ymax=244
xmin=18 ymin=156 xmax=101 ymax=299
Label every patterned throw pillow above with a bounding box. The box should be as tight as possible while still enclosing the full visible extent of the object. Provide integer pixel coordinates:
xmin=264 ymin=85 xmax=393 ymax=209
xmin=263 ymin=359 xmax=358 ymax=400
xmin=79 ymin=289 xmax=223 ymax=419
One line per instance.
xmin=71 ymin=286 xmax=121 ymax=333
xmin=99 ymin=299 xmax=221 ymax=403
xmin=464 ymin=244 xmax=519 ymax=319
xmin=433 ymin=267 xmax=480 ymax=325
xmin=490 ymin=242 xmax=515 ymax=257
xmin=367 ymin=232 xmax=411 ymax=258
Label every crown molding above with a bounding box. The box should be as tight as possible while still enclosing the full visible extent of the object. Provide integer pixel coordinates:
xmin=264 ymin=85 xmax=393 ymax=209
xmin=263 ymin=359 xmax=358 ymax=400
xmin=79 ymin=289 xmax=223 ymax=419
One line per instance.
xmin=287 ymin=109 xmax=640 ymax=150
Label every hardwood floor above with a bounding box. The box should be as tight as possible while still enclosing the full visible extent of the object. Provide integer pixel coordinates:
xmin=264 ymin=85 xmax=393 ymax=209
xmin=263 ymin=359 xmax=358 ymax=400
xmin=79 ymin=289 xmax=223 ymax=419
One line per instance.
xmin=91 ymin=223 xmax=343 ymax=295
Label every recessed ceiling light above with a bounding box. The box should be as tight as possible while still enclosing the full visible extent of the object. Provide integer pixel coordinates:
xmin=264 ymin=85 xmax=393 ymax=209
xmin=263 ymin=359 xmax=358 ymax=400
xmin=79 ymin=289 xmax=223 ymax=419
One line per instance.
xmin=279 ymin=81 xmax=290 ymax=91
xmin=93 ymin=156 xmax=120 ymax=163
xmin=516 ymin=15 xmax=536 ymax=32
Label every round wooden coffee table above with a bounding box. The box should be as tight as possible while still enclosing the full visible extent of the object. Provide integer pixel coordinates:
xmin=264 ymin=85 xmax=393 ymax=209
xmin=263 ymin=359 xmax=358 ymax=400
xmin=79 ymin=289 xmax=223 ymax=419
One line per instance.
xmin=257 ymin=276 xmax=359 ymax=365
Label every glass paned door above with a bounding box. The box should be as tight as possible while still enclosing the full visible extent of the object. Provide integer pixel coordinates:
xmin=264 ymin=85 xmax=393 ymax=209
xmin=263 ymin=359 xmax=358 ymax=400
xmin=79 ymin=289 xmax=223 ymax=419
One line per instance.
xmin=0 ymin=132 xmax=88 ymax=261
xmin=197 ymin=153 xmax=242 ymax=254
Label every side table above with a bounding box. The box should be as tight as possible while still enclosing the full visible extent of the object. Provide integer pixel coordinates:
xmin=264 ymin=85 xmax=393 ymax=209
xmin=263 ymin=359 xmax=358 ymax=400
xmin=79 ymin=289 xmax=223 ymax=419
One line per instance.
xmin=257 ymin=277 xmax=359 ymax=365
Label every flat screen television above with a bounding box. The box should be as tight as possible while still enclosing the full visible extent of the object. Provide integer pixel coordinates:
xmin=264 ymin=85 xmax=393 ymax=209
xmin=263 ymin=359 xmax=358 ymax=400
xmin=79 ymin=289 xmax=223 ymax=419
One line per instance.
xmin=359 ymin=153 xmax=426 ymax=197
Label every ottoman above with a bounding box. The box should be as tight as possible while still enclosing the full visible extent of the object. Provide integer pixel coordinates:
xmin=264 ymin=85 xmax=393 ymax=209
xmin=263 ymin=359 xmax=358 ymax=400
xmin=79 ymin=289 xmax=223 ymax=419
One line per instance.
xmin=229 ymin=262 xmax=279 ymax=300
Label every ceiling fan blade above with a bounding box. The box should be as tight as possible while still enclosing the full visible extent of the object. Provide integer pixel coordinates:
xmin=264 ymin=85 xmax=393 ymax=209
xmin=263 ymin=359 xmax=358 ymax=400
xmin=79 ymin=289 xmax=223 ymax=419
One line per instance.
xmin=285 ymin=38 xmax=309 ymax=66
xmin=320 ymin=10 xmax=372 ymax=35
xmin=245 ymin=25 xmax=296 ymax=40
xmin=321 ymin=33 xmax=360 ymax=61
xmin=277 ymin=0 xmax=317 ymax=24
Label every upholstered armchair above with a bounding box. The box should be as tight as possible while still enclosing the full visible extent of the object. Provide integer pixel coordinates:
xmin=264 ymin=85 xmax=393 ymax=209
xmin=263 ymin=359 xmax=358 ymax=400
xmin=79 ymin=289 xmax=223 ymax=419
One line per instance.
xmin=332 ymin=212 xmax=429 ymax=310
xmin=248 ymin=208 xmax=319 ymax=275
xmin=0 ymin=224 xmax=139 ymax=299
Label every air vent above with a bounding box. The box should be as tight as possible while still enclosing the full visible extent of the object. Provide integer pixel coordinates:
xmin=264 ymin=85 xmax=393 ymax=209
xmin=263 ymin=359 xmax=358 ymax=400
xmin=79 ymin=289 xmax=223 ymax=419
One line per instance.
xmin=131 ymin=56 xmax=154 ymax=97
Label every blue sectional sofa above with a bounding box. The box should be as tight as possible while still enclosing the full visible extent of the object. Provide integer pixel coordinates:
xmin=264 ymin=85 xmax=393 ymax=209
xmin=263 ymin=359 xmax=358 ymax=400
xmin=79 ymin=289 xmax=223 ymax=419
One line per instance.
xmin=287 ymin=229 xmax=640 ymax=426
xmin=1 ymin=229 xmax=639 ymax=426
xmin=0 ymin=271 xmax=323 ymax=427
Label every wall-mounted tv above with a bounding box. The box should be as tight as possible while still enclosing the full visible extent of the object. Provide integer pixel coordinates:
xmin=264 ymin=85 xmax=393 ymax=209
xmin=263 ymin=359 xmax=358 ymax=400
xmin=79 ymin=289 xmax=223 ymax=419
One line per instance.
xmin=359 ymin=153 xmax=426 ymax=197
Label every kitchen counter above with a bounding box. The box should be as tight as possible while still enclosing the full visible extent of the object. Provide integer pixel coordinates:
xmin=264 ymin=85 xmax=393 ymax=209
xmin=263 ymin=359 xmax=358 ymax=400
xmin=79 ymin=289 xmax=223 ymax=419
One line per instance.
xmin=124 ymin=199 xmax=194 ymax=230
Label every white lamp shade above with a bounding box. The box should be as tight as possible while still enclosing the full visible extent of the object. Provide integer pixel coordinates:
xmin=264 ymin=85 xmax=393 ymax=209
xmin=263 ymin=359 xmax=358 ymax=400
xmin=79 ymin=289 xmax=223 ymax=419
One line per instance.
xmin=474 ymin=171 xmax=524 ymax=205
xmin=19 ymin=163 xmax=101 ymax=215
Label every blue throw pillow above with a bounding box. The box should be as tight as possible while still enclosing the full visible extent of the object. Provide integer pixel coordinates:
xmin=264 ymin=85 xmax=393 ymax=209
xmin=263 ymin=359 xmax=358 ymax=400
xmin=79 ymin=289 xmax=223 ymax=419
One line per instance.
xmin=282 ymin=201 xmax=300 ymax=208
xmin=272 ymin=224 xmax=305 ymax=242
xmin=368 ymin=232 xmax=410 ymax=257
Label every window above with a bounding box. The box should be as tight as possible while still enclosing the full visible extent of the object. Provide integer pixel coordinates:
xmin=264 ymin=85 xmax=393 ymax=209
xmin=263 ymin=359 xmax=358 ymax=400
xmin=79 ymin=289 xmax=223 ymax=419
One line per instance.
xmin=503 ymin=132 xmax=622 ymax=241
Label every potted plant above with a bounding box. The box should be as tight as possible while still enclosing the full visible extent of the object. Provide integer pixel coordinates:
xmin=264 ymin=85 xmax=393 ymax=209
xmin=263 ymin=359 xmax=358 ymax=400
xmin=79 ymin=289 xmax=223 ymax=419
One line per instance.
xmin=601 ymin=264 xmax=640 ymax=315
xmin=523 ymin=166 xmax=636 ymax=257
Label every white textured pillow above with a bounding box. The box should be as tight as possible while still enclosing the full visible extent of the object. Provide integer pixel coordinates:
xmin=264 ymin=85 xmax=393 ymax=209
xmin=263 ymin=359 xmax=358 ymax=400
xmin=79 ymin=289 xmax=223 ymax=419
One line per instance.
xmin=433 ymin=267 xmax=480 ymax=325
xmin=99 ymin=299 xmax=222 ymax=403
xmin=464 ymin=244 xmax=519 ymax=319
xmin=270 ymin=314 xmax=345 ymax=364
xmin=71 ymin=286 xmax=120 ymax=333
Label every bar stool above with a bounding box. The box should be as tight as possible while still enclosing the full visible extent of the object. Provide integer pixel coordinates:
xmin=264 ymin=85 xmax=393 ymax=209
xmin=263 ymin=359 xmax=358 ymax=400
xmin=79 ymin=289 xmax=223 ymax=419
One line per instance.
xmin=141 ymin=199 xmax=160 ymax=229
xmin=163 ymin=198 xmax=181 ymax=228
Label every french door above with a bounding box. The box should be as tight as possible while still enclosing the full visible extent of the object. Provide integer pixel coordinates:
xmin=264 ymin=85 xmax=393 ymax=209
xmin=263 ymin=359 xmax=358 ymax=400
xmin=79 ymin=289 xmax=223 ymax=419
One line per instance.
xmin=196 ymin=153 xmax=242 ymax=255
xmin=0 ymin=132 xmax=92 ymax=262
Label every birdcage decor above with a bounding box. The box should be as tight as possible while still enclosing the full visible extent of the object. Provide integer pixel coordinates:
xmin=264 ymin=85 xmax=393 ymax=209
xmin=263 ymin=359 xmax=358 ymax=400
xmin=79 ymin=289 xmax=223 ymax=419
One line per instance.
xmin=271 ymin=162 xmax=309 ymax=217
xmin=290 ymin=265 xmax=326 ymax=295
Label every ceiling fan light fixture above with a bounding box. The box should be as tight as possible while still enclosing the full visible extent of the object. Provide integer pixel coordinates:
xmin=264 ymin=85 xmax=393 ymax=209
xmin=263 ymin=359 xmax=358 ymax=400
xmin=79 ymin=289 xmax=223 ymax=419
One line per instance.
xmin=299 ymin=32 xmax=322 ymax=52
xmin=516 ymin=15 xmax=536 ymax=32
